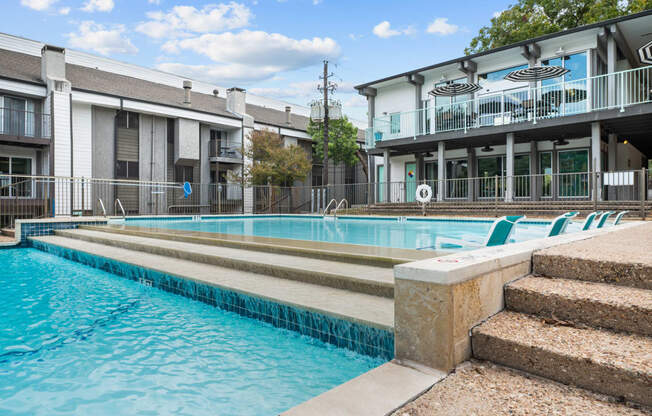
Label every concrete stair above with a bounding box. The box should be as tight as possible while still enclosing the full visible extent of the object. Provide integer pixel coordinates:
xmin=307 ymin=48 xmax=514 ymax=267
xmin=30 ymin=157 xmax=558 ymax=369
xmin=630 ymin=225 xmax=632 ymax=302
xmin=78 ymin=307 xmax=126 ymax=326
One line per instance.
xmin=472 ymin=235 xmax=652 ymax=408
xmin=1 ymin=228 xmax=15 ymax=238
xmin=54 ymin=228 xmax=395 ymax=298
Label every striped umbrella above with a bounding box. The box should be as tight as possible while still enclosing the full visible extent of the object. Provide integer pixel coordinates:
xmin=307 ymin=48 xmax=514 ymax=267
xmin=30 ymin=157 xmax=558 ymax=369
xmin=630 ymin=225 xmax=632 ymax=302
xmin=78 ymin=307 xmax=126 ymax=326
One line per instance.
xmin=504 ymin=66 xmax=569 ymax=82
xmin=639 ymin=40 xmax=652 ymax=65
xmin=428 ymin=82 xmax=481 ymax=96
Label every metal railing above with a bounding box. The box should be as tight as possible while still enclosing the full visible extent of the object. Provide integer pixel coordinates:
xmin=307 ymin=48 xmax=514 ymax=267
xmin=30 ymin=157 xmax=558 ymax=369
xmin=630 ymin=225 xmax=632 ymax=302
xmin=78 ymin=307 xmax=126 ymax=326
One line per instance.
xmin=0 ymin=169 xmax=648 ymax=227
xmin=367 ymin=66 xmax=652 ymax=147
xmin=208 ymin=140 xmax=242 ymax=160
xmin=0 ymin=107 xmax=51 ymax=139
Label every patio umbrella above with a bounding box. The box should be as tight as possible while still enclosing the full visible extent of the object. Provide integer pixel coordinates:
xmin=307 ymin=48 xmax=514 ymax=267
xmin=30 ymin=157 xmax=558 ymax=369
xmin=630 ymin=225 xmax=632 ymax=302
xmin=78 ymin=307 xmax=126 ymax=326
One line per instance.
xmin=638 ymin=40 xmax=652 ymax=65
xmin=428 ymin=82 xmax=481 ymax=96
xmin=504 ymin=66 xmax=569 ymax=82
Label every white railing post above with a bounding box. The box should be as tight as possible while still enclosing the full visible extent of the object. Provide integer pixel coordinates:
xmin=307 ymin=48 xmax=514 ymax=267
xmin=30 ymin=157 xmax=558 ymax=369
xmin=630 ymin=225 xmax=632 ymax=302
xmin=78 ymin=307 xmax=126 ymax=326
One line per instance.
xmin=463 ymin=102 xmax=467 ymax=133
xmin=620 ymin=72 xmax=625 ymax=112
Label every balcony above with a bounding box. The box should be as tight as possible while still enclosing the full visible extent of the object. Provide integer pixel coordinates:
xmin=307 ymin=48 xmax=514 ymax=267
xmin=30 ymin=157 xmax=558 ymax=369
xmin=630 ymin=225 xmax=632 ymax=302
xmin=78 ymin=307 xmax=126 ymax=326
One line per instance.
xmin=366 ymin=66 xmax=652 ymax=148
xmin=0 ymin=107 xmax=51 ymax=143
xmin=209 ymin=139 xmax=242 ymax=163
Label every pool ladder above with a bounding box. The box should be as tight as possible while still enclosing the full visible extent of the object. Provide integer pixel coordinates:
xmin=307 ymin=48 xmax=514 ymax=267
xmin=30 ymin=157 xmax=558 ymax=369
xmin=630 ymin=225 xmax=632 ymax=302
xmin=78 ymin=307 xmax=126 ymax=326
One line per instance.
xmin=114 ymin=199 xmax=126 ymax=219
xmin=323 ymin=199 xmax=348 ymax=217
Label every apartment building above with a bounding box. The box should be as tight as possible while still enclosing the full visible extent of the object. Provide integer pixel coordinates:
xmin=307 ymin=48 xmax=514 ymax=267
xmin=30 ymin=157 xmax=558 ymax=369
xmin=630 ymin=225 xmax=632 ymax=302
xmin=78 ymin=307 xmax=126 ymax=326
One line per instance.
xmin=357 ymin=11 xmax=652 ymax=204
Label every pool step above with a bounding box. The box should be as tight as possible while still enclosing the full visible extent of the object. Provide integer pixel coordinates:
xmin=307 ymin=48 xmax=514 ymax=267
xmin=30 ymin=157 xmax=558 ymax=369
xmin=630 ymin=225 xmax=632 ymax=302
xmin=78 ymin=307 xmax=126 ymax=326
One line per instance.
xmin=30 ymin=235 xmax=394 ymax=332
xmin=78 ymin=224 xmax=426 ymax=268
xmin=54 ymin=228 xmax=395 ymax=298
xmin=471 ymin=311 xmax=652 ymax=406
xmin=505 ymin=276 xmax=652 ymax=336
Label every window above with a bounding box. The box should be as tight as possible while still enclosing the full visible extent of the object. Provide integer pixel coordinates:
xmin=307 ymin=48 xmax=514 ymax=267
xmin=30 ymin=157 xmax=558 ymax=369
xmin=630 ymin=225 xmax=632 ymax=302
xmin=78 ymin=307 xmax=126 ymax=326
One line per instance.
xmin=539 ymin=152 xmax=552 ymax=197
xmin=0 ymin=156 xmax=32 ymax=197
xmin=541 ymin=52 xmax=588 ymax=115
xmin=311 ymin=165 xmax=323 ymax=187
xmin=514 ymin=154 xmax=530 ymax=198
xmin=558 ymin=149 xmax=589 ymax=197
xmin=116 ymin=160 xmax=139 ymax=179
xmin=390 ymin=113 xmax=400 ymax=135
xmin=478 ymin=64 xmax=529 ymax=94
xmin=175 ymin=165 xmax=194 ymax=183
xmin=116 ymin=111 xmax=139 ymax=129
xmin=446 ymin=159 xmax=468 ymax=199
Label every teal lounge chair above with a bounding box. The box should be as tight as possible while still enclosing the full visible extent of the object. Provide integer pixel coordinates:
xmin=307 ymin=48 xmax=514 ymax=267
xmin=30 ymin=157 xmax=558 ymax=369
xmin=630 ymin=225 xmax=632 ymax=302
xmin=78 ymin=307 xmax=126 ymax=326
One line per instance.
xmin=595 ymin=211 xmax=614 ymax=228
xmin=580 ymin=211 xmax=600 ymax=231
xmin=546 ymin=213 xmax=574 ymax=237
xmin=436 ymin=215 xmax=525 ymax=249
xmin=613 ymin=210 xmax=629 ymax=225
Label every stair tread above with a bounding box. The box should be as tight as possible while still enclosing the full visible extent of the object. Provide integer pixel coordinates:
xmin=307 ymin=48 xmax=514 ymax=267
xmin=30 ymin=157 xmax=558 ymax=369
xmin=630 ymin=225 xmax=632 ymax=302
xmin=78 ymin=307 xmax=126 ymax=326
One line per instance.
xmin=508 ymin=276 xmax=652 ymax=311
xmin=58 ymin=228 xmax=395 ymax=287
xmin=473 ymin=311 xmax=652 ymax=375
xmin=394 ymin=360 xmax=651 ymax=416
xmin=30 ymin=235 xmax=394 ymax=331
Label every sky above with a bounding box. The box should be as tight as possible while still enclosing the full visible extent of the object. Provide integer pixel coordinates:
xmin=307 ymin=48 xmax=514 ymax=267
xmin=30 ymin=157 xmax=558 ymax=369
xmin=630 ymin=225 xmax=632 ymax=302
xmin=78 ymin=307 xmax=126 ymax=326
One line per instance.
xmin=5 ymin=0 xmax=513 ymax=121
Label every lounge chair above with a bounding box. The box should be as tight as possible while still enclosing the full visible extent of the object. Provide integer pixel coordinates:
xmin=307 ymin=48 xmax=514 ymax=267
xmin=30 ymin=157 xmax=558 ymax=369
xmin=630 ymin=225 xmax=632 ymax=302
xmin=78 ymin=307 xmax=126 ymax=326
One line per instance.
xmin=436 ymin=215 xmax=525 ymax=249
xmin=595 ymin=211 xmax=614 ymax=228
xmin=546 ymin=213 xmax=575 ymax=237
xmin=613 ymin=210 xmax=629 ymax=225
xmin=579 ymin=211 xmax=600 ymax=231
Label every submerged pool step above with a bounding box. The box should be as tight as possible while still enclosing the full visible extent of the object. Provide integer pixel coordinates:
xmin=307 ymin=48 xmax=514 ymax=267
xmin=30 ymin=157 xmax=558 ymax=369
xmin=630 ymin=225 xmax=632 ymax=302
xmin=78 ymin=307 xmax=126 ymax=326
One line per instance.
xmin=30 ymin=235 xmax=394 ymax=333
xmin=54 ymin=228 xmax=395 ymax=298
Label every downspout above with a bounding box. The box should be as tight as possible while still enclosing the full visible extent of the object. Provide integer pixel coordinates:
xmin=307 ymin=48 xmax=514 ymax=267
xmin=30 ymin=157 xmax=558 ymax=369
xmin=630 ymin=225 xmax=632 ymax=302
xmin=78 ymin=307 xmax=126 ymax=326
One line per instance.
xmin=49 ymin=91 xmax=55 ymax=217
xmin=69 ymin=92 xmax=74 ymax=215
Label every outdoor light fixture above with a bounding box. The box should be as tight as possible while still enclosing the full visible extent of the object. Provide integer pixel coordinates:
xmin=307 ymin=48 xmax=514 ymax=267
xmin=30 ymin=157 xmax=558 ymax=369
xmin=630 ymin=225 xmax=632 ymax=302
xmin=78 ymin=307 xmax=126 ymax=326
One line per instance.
xmin=481 ymin=145 xmax=494 ymax=152
xmin=553 ymin=138 xmax=569 ymax=146
xmin=555 ymin=47 xmax=565 ymax=56
xmin=624 ymin=139 xmax=629 ymax=145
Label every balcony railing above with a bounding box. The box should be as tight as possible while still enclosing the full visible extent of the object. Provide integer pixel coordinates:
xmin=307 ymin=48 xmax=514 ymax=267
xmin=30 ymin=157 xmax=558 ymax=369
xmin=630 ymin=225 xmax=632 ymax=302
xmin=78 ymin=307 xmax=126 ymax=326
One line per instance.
xmin=366 ymin=66 xmax=652 ymax=148
xmin=209 ymin=139 xmax=242 ymax=160
xmin=0 ymin=107 xmax=51 ymax=140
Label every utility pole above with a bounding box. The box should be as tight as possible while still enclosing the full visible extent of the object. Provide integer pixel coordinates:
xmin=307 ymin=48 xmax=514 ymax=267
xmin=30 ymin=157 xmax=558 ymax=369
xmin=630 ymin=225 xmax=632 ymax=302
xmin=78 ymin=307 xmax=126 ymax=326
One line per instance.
xmin=322 ymin=60 xmax=330 ymax=187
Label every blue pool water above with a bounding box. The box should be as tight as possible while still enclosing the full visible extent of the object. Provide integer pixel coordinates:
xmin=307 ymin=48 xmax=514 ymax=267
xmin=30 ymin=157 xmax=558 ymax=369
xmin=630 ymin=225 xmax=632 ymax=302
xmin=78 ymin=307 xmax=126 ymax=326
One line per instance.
xmin=123 ymin=215 xmax=562 ymax=250
xmin=0 ymin=248 xmax=384 ymax=416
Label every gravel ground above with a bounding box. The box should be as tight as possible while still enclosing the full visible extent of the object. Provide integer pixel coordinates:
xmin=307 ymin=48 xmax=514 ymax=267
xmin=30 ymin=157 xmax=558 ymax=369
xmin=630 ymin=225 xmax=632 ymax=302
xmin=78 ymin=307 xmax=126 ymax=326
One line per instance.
xmin=393 ymin=361 xmax=652 ymax=416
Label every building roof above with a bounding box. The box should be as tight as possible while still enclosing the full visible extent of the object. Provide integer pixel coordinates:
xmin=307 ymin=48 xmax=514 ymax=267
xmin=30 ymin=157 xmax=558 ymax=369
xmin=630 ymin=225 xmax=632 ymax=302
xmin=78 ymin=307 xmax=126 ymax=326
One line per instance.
xmin=355 ymin=9 xmax=652 ymax=90
xmin=0 ymin=48 xmax=43 ymax=85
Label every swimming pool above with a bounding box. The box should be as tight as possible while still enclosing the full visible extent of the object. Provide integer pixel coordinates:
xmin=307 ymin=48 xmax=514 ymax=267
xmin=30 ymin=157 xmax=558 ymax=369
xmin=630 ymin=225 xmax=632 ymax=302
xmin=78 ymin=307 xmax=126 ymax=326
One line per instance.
xmin=121 ymin=215 xmax=565 ymax=251
xmin=0 ymin=247 xmax=384 ymax=415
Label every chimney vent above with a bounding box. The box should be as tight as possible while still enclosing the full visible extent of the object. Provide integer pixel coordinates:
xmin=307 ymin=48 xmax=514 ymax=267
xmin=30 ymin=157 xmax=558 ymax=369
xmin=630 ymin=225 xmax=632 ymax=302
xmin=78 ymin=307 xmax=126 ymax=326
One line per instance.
xmin=285 ymin=106 xmax=292 ymax=125
xmin=226 ymin=87 xmax=247 ymax=115
xmin=213 ymin=89 xmax=219 ymax=97
xmin=183 ymin=80 xmax=192 ymax=106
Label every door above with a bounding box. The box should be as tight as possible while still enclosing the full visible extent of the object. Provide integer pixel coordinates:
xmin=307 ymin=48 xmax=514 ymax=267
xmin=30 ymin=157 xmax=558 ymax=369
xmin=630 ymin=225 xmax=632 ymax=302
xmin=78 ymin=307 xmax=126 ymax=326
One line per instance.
xmin=4 ymin=97 xmax=25 ymax=136
xmin=377 ymin=165 xmax=384 ymax=203
xmin=405 ymin=162 xmax=416 ymax=202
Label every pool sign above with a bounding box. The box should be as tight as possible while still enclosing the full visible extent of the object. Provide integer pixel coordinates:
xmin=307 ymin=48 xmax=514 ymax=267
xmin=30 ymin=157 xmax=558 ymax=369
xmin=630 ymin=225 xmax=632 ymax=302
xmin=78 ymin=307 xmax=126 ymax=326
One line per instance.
xmin=183 ymin=182 xmax=192 ymax=199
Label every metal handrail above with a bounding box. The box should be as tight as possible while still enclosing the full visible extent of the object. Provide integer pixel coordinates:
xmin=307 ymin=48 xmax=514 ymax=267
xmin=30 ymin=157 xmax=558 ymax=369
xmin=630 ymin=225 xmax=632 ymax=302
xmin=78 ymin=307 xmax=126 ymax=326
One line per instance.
xmin=114 ymin=199 xmax=126 ymax=219
xmin=323 ymin=198 xmax=337 ymax=216
xmin=97 ymin=198 xmax=107 ymax=217
xmin=333 ymin=199 xmax=348 ymax=217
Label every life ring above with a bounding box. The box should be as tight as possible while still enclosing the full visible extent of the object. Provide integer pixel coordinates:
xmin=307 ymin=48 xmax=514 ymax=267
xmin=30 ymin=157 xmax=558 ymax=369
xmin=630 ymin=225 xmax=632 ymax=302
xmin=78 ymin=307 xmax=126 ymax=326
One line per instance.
xmin=415 ymin=184 xmax=432 ymax=204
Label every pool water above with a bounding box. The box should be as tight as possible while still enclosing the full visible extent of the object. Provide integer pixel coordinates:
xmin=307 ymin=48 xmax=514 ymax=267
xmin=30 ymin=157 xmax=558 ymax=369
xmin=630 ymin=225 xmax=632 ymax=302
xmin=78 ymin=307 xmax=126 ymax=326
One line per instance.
xmin=0 ymin=248 xmax=384 ymax=416
xmin=123 ymin=215 xmax=559 ymax=251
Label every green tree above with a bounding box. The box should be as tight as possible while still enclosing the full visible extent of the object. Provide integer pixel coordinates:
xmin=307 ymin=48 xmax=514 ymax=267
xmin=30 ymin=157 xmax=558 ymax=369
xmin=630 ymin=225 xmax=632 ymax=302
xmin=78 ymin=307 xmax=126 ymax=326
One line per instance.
xmin=238 ymin=129 xmax=311 ymax=186
xmin=308 ymin=116 xmax=368 ymax=181
xmin=466 ymin=0 xmax=652 ymax=55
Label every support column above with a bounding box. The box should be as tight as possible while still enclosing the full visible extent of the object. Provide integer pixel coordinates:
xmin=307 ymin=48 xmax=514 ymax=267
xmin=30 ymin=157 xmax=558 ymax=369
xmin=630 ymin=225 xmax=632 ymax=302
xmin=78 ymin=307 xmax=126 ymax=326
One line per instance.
xmin=384 ymin=148 xmax=391 ymax=203
xmin=530 ymin=141 xmax=538 ymax=201
xmin=607 ymin=32 xmax=617 ymax=108
xmin=607 ymin=133 xmax=617 ymax=200
xmin=505 ymin=133 xmax=515 ymax=202
xmin=437 ymin=141 xmax=445 ymax=201
xmin=467 ymin=147 xmax=475 ymax=201
xmin=415 ymin=153 xmax=424 ymax=183
xmin=591 ymin=122 xmax=602 ymax=202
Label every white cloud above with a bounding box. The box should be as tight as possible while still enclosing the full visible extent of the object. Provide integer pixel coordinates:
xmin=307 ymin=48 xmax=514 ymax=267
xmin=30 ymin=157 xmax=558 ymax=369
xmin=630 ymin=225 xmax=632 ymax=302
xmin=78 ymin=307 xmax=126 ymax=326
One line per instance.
xmin=156 ymin=62 xmax=278 ymax=84
xmin=67 ymin=21 xmax=138 ymax=55
xmin=20 ymin=0 xmax=58 ymax=11
xmin=160 ymin=30 xmax=340 ymax=83
xmin=426 ymin=18 xmax=458 ymax=35
xmin=372 ymin=21 xmax=414 ymax=38
xmin=148 ymin=0 xmax=161 ymax=4
xmin=344 ymin=95 xmax=367 ymax=107
xmin=81 ymin=0 xmax=114 ymax=12
xmin=59 ymin=6 xmax=70 ymax=15
xmin=136 ymin=3 xmax=253 ymax=39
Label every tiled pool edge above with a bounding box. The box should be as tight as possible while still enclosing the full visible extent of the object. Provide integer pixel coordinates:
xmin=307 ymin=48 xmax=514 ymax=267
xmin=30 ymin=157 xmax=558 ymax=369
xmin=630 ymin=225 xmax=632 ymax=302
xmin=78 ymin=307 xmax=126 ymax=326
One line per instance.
xmin=16 ymin=217 xmax=109 ymax=243
xmin=28 ymin=238 xmax=394 ymax=360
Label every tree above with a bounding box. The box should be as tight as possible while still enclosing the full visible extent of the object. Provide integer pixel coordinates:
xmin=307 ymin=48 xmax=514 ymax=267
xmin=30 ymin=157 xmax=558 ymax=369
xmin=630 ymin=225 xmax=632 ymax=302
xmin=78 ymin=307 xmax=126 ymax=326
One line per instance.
xmin=308 ymin=116 xmax=368 ymax=181
xmin=238 ymin=129 xmax=311 ymax=187
xmin=465 ymin=0 xmax=652 ymax=55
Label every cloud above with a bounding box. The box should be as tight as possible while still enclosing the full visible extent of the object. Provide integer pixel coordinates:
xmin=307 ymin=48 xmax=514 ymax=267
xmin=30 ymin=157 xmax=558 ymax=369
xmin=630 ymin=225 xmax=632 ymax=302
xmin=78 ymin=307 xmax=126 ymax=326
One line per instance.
xmin=136 ymin=3 xmax=253 ymax=39
xmin=249 ymin=81 xmax=320 ymax=100
xmin=67 ymin=21 xmax=138 ymax=55
xmin=81 ymin=0 xmax=114 ymax=12
xmin=59 ymin=6 xmax=70 ymax=15
xmin=156 ymin=62 xmax=280 ymax=84
xmin=372 ymin=21 xmax=414 ymax=38
xmin=148 ymin=0 xmax=161 ymax=4
xmin=20 ymin=0 xmax=58 ymax=11
xmin=344 ymin=95 xmax=367 ymax=107
xmin=159 ymin=30 xmax=340 ymax=83
xmin=426 ymin=18 xmax=458 ymax=35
